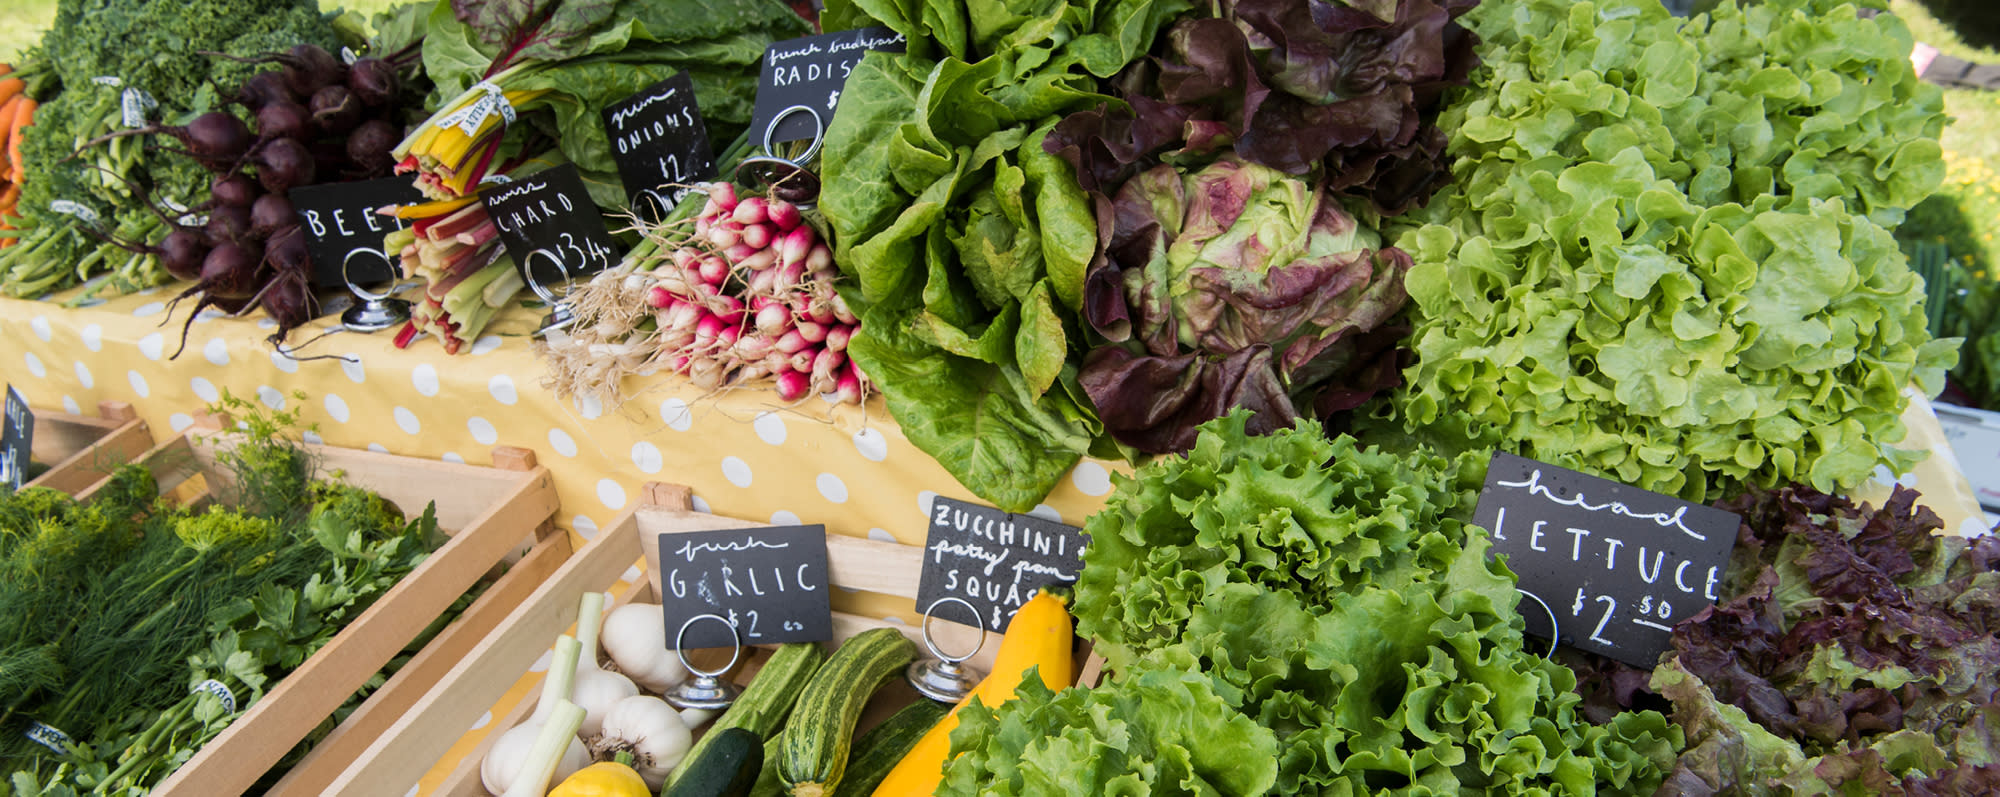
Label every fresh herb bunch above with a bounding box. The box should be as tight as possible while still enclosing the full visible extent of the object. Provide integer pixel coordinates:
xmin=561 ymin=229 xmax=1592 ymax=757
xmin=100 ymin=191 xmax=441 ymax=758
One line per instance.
xmin=0 ymin=392 xmax=453 ymax=795
xmin=945 ymin=411 xmax=1681 ymax=795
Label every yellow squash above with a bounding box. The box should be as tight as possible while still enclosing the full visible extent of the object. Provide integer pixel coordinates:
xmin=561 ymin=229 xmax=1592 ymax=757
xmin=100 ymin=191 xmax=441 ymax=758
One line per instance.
xmin=870 ymin=589 xmax=1075 ymax=797
xmin=548 ymin=753 xmax=650 ymax=797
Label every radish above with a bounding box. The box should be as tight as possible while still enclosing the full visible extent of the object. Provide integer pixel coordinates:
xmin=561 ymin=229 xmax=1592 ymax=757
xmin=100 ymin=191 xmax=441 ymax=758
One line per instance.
xmin=776 ymin=371 xmax=810 ymax=402
xmin=825 ymin=325 xmax=852 ymax=353
xmin=740 ymin=223 xmax=774 ymax=250
xmin=779 ymin=226 xmax=813 ymax=267
xmin=789 ymin=348 xmax=816 ymax=374
xmin=774 ymin=329 xmax=810 ymax=355
xmin=806 ymin=244 xmax=833 ymax=272
xmin=732 ymin=197 xmax=768 ymax=226
xmin=647 ymin=286 xmax=675 ymax=309
xmin=812 ymin=348 xmax=846 ymax=382
xmin=767 ymin=200 xmax=802 ymax=233
xmin=755 ymin=304 xmax=789 ymax=337
xmin=795 ymin=320 xmax=828 ymax=344
xmin=835 ymin=370 xmax=864 ymax=405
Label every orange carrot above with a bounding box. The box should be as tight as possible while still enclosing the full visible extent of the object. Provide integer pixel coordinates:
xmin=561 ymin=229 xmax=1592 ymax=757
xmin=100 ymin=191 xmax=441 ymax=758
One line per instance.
xmin=0 ymin=64 xmax=12 ymax=78
xmin=0 ymin=79 xmax=22 ymax=111
xmin=0 ymin=99 xmax=22 ymax=174
xmin=8 ymin=98 xmax=33 ymax=185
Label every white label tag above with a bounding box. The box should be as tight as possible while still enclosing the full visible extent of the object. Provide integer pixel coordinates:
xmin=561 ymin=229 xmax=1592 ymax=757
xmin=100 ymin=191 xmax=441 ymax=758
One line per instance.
xmin=341 ymin=46 xmax=360 ymax=65
xmin=91 ymin=75 xmax=123 ymax=87
xmin=49 ymin=200 xmax=101 ymax=225
xmin=119 ymin=87 xmax=158 ymax=128
xmin=191 ymin=679 xmax=238 ymax=713
xmin=25 ymin=721 xmax=73 ymax=754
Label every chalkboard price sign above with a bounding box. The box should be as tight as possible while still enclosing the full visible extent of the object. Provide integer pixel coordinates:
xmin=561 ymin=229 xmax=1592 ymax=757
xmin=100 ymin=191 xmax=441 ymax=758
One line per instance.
xmin=751 ymin=27 xmax=906 ymax=146
xmin=290 ymin=175 xmax=426 ymax=288
xmin=479 ymin=163 xmax=620 ymax=289
xmin=917 ymin=498 xmax=1088 ymax=633
xmin=657 ymin=525 xmax=832 ymax=649
xmin=2 ymin=386 xmax=33 ymax=490
xmin=1472 ymin=452 xmax=1740 ymax=667
xmin=601 ymin=73 xmax=715 ymax=221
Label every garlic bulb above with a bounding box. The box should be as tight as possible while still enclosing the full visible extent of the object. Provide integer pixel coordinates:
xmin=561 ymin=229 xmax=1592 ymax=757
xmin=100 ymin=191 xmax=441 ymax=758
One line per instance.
xmin=590 ymin=695 xmax=694 ymax=788
xmin=481 ymin=636 xmax=590 ymax=795
xmin=574 ymin=591 xmax=640 ymax=738
xmin=600 ymin=601 xmax=689 ymax=694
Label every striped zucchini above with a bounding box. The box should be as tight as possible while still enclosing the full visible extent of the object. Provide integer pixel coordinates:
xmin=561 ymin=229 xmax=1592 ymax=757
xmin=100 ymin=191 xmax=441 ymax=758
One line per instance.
xmin=663 ymin=642 xmax=827 ymax=791
xmin=776 ymin=628 xmax=916 ymax=797
xmin=830 ymin=699 xmax=949 ymax=797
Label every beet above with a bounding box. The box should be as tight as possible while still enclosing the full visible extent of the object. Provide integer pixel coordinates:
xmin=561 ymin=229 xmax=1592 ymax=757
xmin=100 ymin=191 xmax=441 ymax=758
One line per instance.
xmin=198 ymin=241 xmax=267 ymax=299
xmin=255 ymin=101 xmax=311 ymax=142
xmin=80 ymin=111 xmax=252 ymax=171
xmin=309 ymin=85 xmax=362 ymax=135
xmin=160 ymin=230 xmax=210 ymax=281
xmin=230 ymin=70 xmax=295 ymax=111
xmin=253 ymin=138 xmax=315 ymax=194
xmin=249 ymin=194 xmax=296 ymax=239
xmin=280 ymin=45 xmax=346 ymax=99
xmin=209 ymin=173 xmax=259 ymax=208
xmin=347 ymin=58 xmax=399 ymax=107
xmin=205 ymin=204 xmax=252 ymax=245
xmin=347 ymin=119 xmax=400 ymax=175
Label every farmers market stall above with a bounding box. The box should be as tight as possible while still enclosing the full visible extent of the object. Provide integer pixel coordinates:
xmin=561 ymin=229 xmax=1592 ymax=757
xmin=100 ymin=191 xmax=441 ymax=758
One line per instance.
xmin=4 ymin=0 xmax=2000 ymax=794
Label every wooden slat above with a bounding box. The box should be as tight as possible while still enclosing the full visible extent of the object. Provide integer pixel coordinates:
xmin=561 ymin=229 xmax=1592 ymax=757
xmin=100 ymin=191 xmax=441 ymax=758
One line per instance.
xmin=327 ymin=510 xmax=651 ymax=797
xmin=27 ymin=408 xmax=152 ymax=495
xmin=265 ymin=532 xmax=575 ymax=796
xmin=151 ymin=461 xmax=560 ymax=797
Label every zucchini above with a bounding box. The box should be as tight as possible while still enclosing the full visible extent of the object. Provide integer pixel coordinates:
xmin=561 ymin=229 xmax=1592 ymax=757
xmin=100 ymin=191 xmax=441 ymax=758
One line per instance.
xmin=830 ymin=700 xmax=949 ymax=797
xmin=748 ymin=731 xmax=786 ymax=797
xmin=777 ymin=628 xmax=916 ymax=797
xmin=663 ymin=728 xmax=764 ymax=797
xmin=663 ymin=643 xmax=827 ymax=791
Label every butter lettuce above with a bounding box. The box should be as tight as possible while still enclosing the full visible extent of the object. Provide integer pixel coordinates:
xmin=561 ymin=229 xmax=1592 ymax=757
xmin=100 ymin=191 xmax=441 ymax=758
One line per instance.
xmin=1387 ymin=0 xmax=1958 ymax=502
xmin=967 ymin=412 xmax=1682 ymax=794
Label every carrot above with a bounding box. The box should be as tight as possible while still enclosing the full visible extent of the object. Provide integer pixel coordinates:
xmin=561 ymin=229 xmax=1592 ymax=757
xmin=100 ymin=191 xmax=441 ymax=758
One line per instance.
xmin=0 ymin=64 xmax=12 ymax=78
xmin=8 ymin=97 xmax=33 ymax=184
xmin=0 ymin=79 xmax=23 ymax=111
xmin=0 ymin=99 xmax=22 ymax=174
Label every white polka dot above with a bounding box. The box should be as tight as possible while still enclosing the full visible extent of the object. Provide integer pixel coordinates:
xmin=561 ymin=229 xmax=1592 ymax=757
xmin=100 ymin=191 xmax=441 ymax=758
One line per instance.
xmin=661 ymin=398 xmax=692 ymax=431
xmin=30 ymin=316 xmax=50 ymax=341
xmin=530 ymin=649 xmax=554 ymax=672
xmin=1962 ymin=517 xmax=1992 ymax=538
xmin=138 ymin=333 xmax=165 ymax=361
xmin=918 ymin=490 xmax=938 ymax=519
xmin=169 ymin=413 xmax=193 ymax=432
xmin=579 ymin=396 xmax=604 ymax=420
xmin=257 ymin=386 xmax=285 ymax=410
xmin=61 ymin=396 xmax=80 ymax=415
xmin=194 ymin=308 xmax=227 ymax=324
xmin=574 ymin=515 xmax=600 ymax=539
xmin=468 ymin=417 xmax=498 ymax=445
xmin=203 ymin=338 xmax=230 ymax=366
xmin=471 ymin=336 xmax=503 ymax=355
xmin=1071 ymin=461 xmax=1112 ymax=496
xmin=853 ymin=428 xmax=887 ymax=462
xmin=405 ymin=364 xmax=439 ymax=398
xmin=631 ymin=442 xmax=663 ymax=474
xmin=754 ymin=412 xmax=787 ymax=445
xmin=598 ymin=479 xmax=628 ymax=510
xmin=868 ymin=528 xmax=897 ymax=543
xmin=128 ymin=371 xmax=149 ymax=397
xmin=73 ymin=362 xmax=93 ymax=389
xmin=722 ymin=456 xmax=752 ymax=488
xmin=1028 ymin=504 xmax=1062 ymax=523
xmin=341 ymin=355 xmax=366 ymax=383
xmin=442 ymin=452 xmax=466 ymax=464
xmin=470 ymin=710 xmax=493 ymax=730
xmin=190 ymin=377 xmax=220 ymax=404
xmin=302 ymin=430 xmax=324 ymax=445
xmin=393 ymin=407 xmax=421 ymax=434
xmin=23 ymin=352 xmax=43 ymax=378
xmin=772 ymin=510 xmax=802 ymax=525
xmin=257 ymin=318 xmax=278 ymax=331
xmin=405 ymin=786 xmax=419 ymax=797
xmin=269 ymin=348 xmax=299 ymax=373
xmin=488 ymin=374 xmax=517 ymax=405
xmin=691 ymin=495 xmax=712 ymax=513
xmin=132 ymin=302 xmax=166 ymax=318
xmin=80 ymin=325 xmax=102 ymax=352
xmin=881 ymin=616 xmax=908 ymax=625
xmin=367 ymin=443 xmax=389 ymax=453
xmin=817 ymin=473 xmax=848 ymax=504
xmin=325 ymin=394 xmax=350 ymax=423
xmin=549 ymin=429 xmax=578 ymax=457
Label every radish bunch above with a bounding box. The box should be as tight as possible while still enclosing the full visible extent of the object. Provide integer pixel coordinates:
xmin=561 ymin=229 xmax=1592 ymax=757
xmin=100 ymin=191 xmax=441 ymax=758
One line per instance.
xmin=538 ymin=183 xmax=865 ymax=407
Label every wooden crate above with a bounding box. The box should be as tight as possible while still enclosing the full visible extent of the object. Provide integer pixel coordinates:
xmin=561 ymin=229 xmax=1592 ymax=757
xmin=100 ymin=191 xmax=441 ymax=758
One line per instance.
xmin=22 ymin=400 xmax=153 ymax=494
xmin=328 ymin=482 xmax=1089 ymax=797
xmin=72 ymin=415 xmax=568 ymax=797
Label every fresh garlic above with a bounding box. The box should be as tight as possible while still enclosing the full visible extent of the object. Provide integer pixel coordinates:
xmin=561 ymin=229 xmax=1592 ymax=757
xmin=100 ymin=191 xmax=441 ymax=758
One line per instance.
xmin=590 ymin=695 xmax=694 ymax=788
xmin=600 ymin=601 xmax=689 ymax=693
xmin=575 ymin=591 xmax=641 ymax=737
xmin=481 ymin=636 xmax=590 ymax=795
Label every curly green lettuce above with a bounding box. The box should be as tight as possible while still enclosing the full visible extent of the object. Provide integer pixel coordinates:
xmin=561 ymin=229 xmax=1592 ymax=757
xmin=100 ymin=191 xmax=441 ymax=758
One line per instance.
xmin=1386 ymin=0 xmax=1958 ymax=502
xmin=1001 ymin=411 xmax=1683 ymax=794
